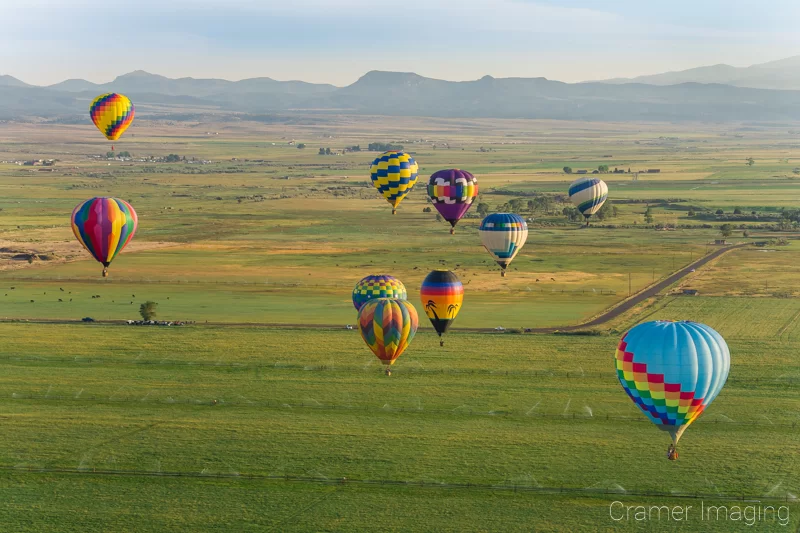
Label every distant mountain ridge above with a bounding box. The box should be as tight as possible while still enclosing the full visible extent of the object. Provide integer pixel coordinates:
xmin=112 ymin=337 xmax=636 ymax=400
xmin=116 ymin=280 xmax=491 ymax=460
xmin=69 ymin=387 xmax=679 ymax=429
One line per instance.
xmin=589 ymin=56 xmax=800 ymax=91
xmin=3 ymin=66 xmax=800 ymax=122
xmin=38 ymin=70 xmax=337 ymax=97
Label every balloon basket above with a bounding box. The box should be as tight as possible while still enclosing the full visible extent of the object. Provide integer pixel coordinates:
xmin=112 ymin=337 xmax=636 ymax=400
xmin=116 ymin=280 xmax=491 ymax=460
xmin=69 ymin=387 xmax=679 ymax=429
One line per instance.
xmin=102 ymin=268 xmax=109 ymax=278
xmin=384 ymin=367 xmax=392 ymax=376
xmin=391 ymin=209 xmax=397 ymax=215
xmin=449 ymin=228 xmax=455 ymax=235
xmin=501 ymin=270 xmax=507 ymax=278
xmin=440 ymin=340 xmax=444 ymax=347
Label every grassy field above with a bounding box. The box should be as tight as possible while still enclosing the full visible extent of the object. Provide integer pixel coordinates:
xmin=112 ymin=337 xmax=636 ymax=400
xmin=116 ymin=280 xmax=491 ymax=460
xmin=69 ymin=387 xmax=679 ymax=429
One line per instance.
xmin=0 ymin=117 xmax=799 ymax=530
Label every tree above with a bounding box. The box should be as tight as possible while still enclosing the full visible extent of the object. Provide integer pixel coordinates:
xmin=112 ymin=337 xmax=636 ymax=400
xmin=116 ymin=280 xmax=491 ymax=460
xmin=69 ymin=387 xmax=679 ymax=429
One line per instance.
xmin=325 ymin=147 xmax=331 ymax=155
xmin=733 ymin=207 xmax=742 ymax=215
xmin=644 ymin=213 xmax=654 ymax=224
xmin=715 ymin=209 xmax=724 ymax=215
xmin=598 ymin=164 xmax=609 ymax=173
xmin=719 ymin=224 xmax=733 ymax=238
xmin=477 ymin=203 xmax=489 ymax=217
xmin=422 ymin=207 xmax=432 ymax=213
xmin=164 ymin=154 xmax=181 ymax=163
xmin=318 ymin=148 xmax=326 ymax=155
xmin=106 ymin=151 xmax=115 ymax=159
xmin=368 ymin=142 xmax=403 ymax=151
xmin=118 ymin=151 xmax=131 ymax=158
xmin=688 ymin=210 xmax=696 ymax=217
xmin=746 ymin=158 xmax=755 ymax=166
xmin=562 ymin=207 xmax=582 ymax=222
xmin=435 ymin=214 xmax=444 ymax=223
xmin=563 ymin=166 xmax=573 ymax=174
xmin=297 ymin=144 xmax=306 ymax=149
xmin=743 ymin=230 xmax=750 ymax=238
xmin=139 ymin=301 xmax=158 ymax=321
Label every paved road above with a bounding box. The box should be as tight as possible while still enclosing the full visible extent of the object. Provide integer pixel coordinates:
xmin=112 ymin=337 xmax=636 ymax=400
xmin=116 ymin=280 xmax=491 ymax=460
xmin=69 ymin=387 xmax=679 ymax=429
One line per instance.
xmin=1 ymin=244 xmax=748 ymax=333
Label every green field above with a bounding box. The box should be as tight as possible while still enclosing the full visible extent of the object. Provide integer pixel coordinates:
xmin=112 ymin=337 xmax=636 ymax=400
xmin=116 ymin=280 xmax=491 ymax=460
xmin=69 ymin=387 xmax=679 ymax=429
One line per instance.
xmin=0 ymin=118 xmax=799 ymax=531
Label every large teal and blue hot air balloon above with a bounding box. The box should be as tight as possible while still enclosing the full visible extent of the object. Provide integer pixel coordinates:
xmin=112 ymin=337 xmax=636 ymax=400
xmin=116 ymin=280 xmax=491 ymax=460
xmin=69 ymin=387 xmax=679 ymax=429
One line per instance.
xmin=615 ymin=320 xmax=730 ymax=450
xmin=568 ymin=177 xmax=608 ymax=225
xmin=478 ymin=213 xmax=528 ymax=277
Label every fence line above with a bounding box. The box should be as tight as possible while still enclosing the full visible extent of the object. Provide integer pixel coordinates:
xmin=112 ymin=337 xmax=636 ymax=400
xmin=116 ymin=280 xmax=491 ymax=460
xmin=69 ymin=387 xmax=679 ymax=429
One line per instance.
xmin=6 ymin=392 xmax=800 ymax=429
xmin=0 ymin=276 xmax=617 ymax=295
xmin=1 ymin=465 xmax=796 ymax=504
xmin=0 ymin=354 xmax=795 ymax=387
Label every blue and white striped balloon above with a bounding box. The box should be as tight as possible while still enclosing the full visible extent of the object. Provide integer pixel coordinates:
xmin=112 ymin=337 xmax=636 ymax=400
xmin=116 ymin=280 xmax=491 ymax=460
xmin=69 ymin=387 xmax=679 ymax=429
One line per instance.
xmin=478 ymin=213 xmax=528 ymax=277
xmin=568 ymin=177 xmax=608 ymax=220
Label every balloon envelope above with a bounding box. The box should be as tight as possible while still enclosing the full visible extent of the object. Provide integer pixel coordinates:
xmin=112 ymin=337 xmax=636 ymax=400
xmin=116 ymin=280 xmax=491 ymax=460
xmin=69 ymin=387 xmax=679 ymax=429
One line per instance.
xmin=615 ymin=320 xmax=730 ymax=445
xmin=358 ymin=298 xmax=419 ymax=366
xmin=369 ymin=151 xmax=419 ymax=213
xmin=478 ymin=213 xmax=528 ymax=275
xmin=420 ymin=270 xmax=463 ymax=339
xmin=71 ymin=197 xmax=138 ymax=274
xmin=352 ymin=275 xmax=407 ymax=311
xmin=90 ymin=93 xmax=135 ymax=141
xmin=568 ymin=177 xmax=608 ymax=218
xmin=427 ymin=169 xmax=478 ymax=229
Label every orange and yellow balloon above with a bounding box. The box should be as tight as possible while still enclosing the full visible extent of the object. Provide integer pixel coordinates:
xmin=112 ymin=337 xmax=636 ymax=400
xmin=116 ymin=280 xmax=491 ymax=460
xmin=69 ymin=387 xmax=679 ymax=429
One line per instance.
xmin=89 ymin=93 xmax=134 ymax=146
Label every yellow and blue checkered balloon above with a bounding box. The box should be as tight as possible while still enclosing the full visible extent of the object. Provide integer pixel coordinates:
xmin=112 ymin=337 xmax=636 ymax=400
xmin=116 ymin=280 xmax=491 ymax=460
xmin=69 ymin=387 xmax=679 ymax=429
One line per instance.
xmin=353 ymin=275 xmax=407 ymax=311
xmin=369 ymin=151 xmax=419 ymax=214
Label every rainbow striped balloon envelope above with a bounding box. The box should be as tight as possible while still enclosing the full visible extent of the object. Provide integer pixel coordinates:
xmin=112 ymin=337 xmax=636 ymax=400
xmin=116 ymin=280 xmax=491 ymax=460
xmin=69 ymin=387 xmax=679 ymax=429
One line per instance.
xmin=90 ymin=93 xmax=135 ymax=142
xmin=427 ymin=169 xmax=478 ymax=234
xmin=358 ymin=298 xmax=418 ymax=371
xmin=369 ymin=151 xmax=419 ymax=214
xmin=615 ymin=320 xmax=730 ymax=446
xmin=352 ymin=275 xmax=407 ymax=311
xmin=71 ymin=197 xmax=138 ymax=277
xmin=568 ymin=177 xmax=608 ymax=222
xmin=420 ymin=270 xmax=463 ymax=346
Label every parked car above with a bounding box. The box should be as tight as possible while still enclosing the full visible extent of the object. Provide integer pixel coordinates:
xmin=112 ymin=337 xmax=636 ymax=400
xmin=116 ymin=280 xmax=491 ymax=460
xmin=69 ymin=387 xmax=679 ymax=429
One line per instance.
xmin=494 ymin=326 xmax=505 ymax=331
xmin=81 ymin=317 xmax=95 ymax=322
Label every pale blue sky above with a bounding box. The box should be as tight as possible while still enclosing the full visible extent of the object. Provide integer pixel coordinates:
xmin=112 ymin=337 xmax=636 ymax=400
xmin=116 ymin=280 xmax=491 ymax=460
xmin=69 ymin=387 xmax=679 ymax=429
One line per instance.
xmin=3 ymin=0 xmax=799 ymax=85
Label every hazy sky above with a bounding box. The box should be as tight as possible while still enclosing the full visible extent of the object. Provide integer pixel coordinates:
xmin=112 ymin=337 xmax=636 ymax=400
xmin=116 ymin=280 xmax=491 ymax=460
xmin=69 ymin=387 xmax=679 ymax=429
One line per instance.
xmin=3 ymin=0 xmax=800 ymax=86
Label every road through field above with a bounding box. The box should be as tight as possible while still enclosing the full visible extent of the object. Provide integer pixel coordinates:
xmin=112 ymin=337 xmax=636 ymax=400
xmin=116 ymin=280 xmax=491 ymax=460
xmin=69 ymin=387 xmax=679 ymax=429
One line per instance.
xmin=1 ymin=244 xmax=748 ymax=332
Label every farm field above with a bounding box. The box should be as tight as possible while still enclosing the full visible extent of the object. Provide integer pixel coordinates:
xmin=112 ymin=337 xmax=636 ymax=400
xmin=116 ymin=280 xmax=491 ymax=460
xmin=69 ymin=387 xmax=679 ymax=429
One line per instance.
xmin=0 ymin=117 xmax=799 ymax=530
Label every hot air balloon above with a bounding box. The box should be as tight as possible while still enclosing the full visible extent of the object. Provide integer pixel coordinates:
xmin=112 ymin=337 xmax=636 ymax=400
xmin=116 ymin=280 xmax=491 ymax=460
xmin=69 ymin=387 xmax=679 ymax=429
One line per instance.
xmin=358 ymin=298 xmax=419 ymax=375
xmin=369 ymin=151 xmax=419 ymax=214
xmin=420 ymin=270 xmax=463 ymax=346
xmin=352 ymin=275 xmax=407 ymax=311
xmin=568 ymin=177 xmax=608 ymax=225
xmin=478 ymin=213 xmax=528 ymax=277
xmin=427 ymin=169 xmax=478 ymax=234
xmin=89 ymin=93 xmax=135 ymax=152
xmin=71 ymin=197 xmax=138 ymax=277
xmin=615 ymin=320 xmax=730 ymax=458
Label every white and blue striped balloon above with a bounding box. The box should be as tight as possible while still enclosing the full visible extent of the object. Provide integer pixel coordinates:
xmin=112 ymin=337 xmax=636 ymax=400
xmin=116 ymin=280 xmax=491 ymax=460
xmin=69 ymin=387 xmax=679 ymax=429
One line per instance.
xmin=568 ymin=177 xmax=608 ymax=219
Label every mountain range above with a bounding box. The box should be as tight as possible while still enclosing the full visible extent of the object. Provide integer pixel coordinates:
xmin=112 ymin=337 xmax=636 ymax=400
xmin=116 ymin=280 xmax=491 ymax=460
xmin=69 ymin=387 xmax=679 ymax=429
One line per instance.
xmin=589 ymin=56 xmax=800 ymax=91
xmin=2 ymin=57 xmax=800 ymax=122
